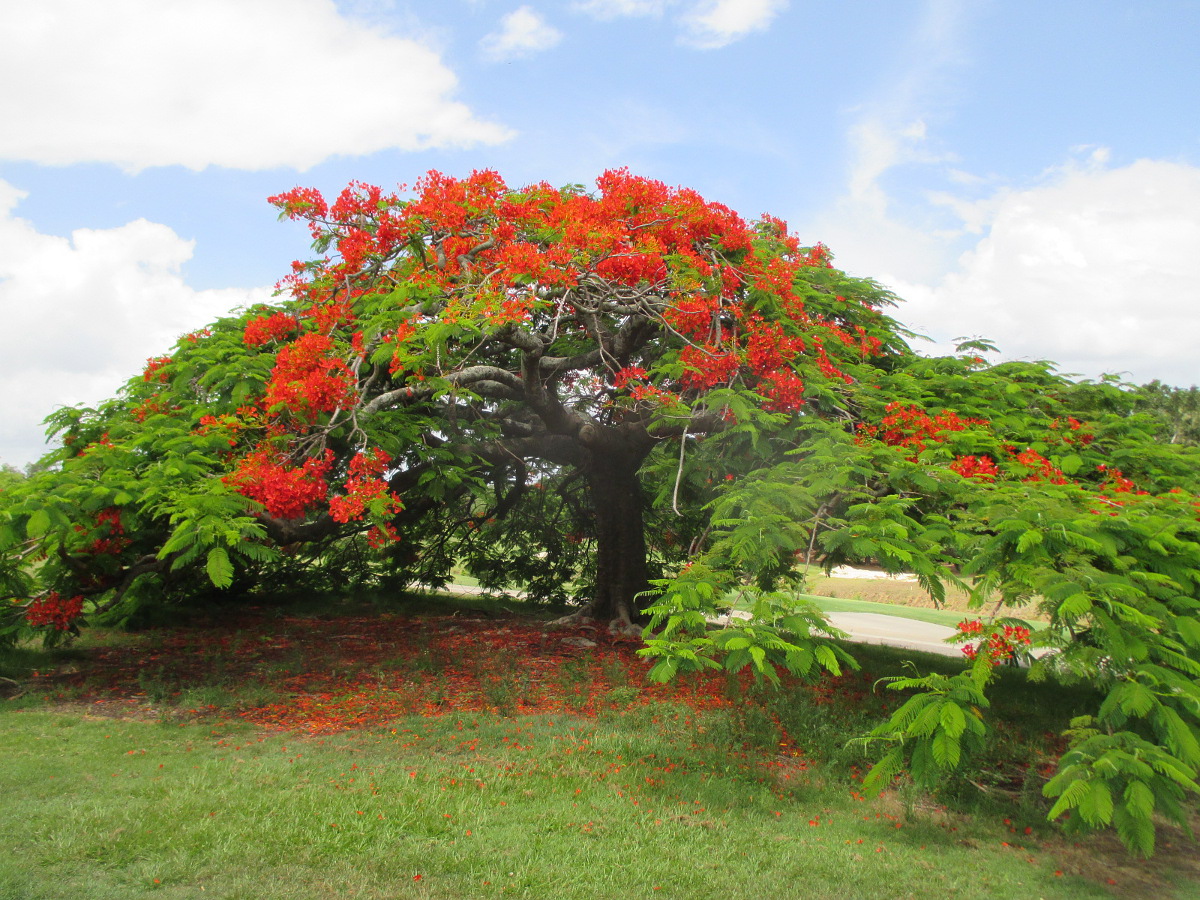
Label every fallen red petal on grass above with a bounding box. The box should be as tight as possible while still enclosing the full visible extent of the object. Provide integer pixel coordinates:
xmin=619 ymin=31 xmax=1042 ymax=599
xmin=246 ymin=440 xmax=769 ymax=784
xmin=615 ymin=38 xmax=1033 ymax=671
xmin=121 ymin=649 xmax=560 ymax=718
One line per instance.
xmin=33 ymin=609 xmax=826 ymax=785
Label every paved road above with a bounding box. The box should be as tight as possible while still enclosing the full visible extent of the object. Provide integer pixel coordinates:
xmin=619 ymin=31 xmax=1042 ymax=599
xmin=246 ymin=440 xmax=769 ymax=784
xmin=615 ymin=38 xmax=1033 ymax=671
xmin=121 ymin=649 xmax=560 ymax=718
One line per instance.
xmin=824 ymin=612 xmax=960 ymax=658
xmin=716 ymin=608 xmax=965 ymax=658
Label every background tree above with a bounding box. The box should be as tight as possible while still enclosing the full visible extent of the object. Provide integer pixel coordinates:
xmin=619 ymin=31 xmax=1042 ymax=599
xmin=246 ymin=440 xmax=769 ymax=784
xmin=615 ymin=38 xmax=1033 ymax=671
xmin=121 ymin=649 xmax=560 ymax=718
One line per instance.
xmin=0 ymin=465 xmax=23 ymax=493
xmin=1133 ymin=380 xmax=1200 ymax=446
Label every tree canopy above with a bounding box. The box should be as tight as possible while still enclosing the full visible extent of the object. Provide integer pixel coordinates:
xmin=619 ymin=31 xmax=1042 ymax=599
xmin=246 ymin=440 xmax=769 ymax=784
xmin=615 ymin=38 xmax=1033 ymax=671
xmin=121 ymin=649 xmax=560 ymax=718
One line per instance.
xmin=4 ymin=169 xmax=1200 ymax=855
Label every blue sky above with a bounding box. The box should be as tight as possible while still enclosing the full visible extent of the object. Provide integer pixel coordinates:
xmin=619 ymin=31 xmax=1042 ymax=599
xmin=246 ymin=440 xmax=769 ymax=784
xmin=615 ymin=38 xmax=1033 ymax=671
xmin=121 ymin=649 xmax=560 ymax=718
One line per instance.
xmin=2 ymin=0 xmax=1198 ymax=465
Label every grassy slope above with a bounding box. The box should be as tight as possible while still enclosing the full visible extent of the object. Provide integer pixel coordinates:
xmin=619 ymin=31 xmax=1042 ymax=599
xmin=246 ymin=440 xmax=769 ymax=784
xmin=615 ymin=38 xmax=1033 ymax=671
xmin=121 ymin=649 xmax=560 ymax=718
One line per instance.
xmin=805 ymin=574 xmax=1044 ymax=623
xmin=805 ymin=595 xmax=966 ymax=628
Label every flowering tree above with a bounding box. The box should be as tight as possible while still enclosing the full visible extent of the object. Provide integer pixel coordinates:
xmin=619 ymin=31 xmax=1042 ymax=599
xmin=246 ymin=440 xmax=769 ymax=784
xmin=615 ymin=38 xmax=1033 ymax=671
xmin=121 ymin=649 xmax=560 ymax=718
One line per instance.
xmin=0 ymin=170 xmax=905 ymax=635
xmin=4 ymin=170 xmax=1200 ymax=855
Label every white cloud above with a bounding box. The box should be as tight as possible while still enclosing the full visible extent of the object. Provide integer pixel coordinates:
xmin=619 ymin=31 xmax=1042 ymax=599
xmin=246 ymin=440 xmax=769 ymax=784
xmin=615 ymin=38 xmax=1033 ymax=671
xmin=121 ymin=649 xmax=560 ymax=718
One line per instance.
xmin=481 ymin=6 xmax=563 ymax=62
xmin=572 ymin=0 xmax=669 ymax=18
xmin=802 ymin=8 xmax=1200 ymax=390
xmin=0 ymin=0 xmax=512 ymax=173
xmin=892 ymin=157 xmax=1200 ymax=386
xmin=805 ymin=117 xmax=960 ymax=285
xmin=0 ymin=181 xmax=272 ymax=466
xmin=796 ymin=1 xmax=969 ymax=280
xmin=679 ymin=0 xmax=789 ymax=49
xmin=572 ymin=0 xmax=784 ymax=47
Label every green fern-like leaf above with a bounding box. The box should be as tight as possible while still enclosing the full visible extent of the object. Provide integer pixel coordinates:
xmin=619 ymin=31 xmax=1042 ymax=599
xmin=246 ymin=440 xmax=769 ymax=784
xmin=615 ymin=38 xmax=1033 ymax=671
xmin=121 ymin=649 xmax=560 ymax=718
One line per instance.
xmin=205 ymin=547 xmax=234 ymax=589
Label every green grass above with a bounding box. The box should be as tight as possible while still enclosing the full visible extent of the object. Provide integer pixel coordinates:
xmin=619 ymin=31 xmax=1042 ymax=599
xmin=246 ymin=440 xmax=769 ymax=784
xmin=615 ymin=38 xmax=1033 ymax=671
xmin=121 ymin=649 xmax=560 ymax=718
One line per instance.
xmin=2 ymin=602 xmax=1196 ymax=899
xmin=0 ymin=705 xmax=1146 ymax=900
xmin=801 ymin=595 xmax=1052 ymax=631
xmin=725 ymin=590 xmax=975 ymax=629
xmin=803 ymin=595 xmax=968 ymax=628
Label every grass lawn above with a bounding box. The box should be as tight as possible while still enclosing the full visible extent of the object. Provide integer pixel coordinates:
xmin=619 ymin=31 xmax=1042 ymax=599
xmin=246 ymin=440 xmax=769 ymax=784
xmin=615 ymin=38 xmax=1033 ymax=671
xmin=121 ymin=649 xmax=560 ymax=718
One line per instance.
xmin=1 ymin=595 xmax=1196 ymax=899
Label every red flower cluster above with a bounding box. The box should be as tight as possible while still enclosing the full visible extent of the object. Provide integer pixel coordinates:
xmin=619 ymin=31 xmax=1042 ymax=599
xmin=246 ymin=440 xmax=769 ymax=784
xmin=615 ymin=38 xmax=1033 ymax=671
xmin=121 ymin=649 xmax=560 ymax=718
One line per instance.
xmin=388 ymin=322 xmax=418 ymax=375
xmin=1012 ymin=448 xmax=1068 ymax=485
xmin=25 ymin=592 xmax=84 ymax=630
xmin=79 ymin=507 xmax=130 ymax=556
xmin=957 ymin=618 xmax=984 ymax=636
xmin=957 ymin=620 xmax=1032 ymax=666
xmin=366 ymin=523 xmax=401 ymax=548
xmin=760 ymin=369 xmax=806 ymax=412
xmin=950 ymin=455 xmax=1000 ymax=481
xmin=678 ymin=346 xmax=740 ymax=389
xmin=612 ymin=366 xmax=648 ymax=389
xmin=859 ymin=403 xmax=987 ymax=456
xmin=329 ymin=481 xmax=398 ymax=523
xmin=263 ymin=333 xmax=355 ymax=418
xmin=243 ymin=312 xmax=298 ymax=347
xmin=130 ymin=398 xmax=175 ymax=423
xmin=629 ymin=383 xmax=682 ymax=407
xmin=142 ymin=355 xmax=172 ymax=383
xmin=594 ymin=253 xmax=668 ymax=287
xmin=744 ymin=318 xmax=805 ymax=373
xmin=267 ymin=185 xmax=328 ymax=222
xmin=329 ymin=449 xmax=402 ymax=524
xmin=1096 ymin=464 xmax=1137 ymax=494
xmin=225 ymin=448 xmax=334 ymax=520
xmin=665 ymin=296 xmax=722 ymax=338
xmin=1050 ymin=416 xmax=1095 ymax=447
xmin=348 ymin=448 xmax=390 ymax=479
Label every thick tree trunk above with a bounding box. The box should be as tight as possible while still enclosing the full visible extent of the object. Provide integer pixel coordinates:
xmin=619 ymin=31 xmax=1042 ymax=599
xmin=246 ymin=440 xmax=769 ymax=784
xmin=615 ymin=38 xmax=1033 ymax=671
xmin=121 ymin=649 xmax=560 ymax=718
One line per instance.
xmin=549 ymin=444 xmax=652 ymax=636
xmin=585 ymin=452 xmax=652 ymax=633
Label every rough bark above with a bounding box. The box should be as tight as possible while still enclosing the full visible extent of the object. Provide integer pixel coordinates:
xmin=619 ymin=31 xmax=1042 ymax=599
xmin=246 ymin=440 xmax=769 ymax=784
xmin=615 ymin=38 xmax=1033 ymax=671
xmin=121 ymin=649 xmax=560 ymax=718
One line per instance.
xmin=586 ymin=452 xmax=651 ymax=629
xmin=546 ymin=433 xmax=654 ymax=635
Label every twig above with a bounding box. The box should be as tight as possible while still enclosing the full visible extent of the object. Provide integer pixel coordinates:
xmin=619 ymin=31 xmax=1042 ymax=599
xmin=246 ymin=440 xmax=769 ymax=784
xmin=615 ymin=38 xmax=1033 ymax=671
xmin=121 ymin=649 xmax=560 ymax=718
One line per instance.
xmin=671 ymin=418 xmax=692 ymax=516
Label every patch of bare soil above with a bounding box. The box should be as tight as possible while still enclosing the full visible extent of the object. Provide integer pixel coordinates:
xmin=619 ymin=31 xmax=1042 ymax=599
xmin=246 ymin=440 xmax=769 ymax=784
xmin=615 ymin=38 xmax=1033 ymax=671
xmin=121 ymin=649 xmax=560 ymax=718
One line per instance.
xmin=41 ymin=698 xmax=164 ymax=722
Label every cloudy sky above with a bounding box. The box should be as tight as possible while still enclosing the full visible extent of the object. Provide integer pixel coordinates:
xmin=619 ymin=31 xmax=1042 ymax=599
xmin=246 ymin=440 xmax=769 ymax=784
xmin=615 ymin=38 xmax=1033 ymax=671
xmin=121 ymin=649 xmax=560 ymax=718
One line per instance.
xmin=1 ymin=0 xmax=1198 ymax=466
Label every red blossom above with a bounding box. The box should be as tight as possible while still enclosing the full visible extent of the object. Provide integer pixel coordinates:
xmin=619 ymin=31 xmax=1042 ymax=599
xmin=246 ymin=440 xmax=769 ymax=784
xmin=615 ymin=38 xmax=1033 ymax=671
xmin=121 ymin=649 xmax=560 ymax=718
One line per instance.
xmin=1097 ymin=465 xmax=1136 ymax=494
xmin=225 ymin=448 xmax=334 ymax=520
xmin=263 ymin=333 xmax=355 ymax=419
xmin=329 ymin=449 xmax=401 ymax=524
xmin=243 ymin=312 xmax=298 ymax=347
xmin=142 ymin=355 xmax=172 ymax=383
xmin=26 ymin=592 xmax=84 ymax=630
xmin=761 ymin=369 xmax=806 ymax=412
xmin=1012 ymin=448 xmax=1068 ymax=485
xmin=268 ymin=186 xmax=328 ymax=221
xmin=950 ymin=455 xmax=1000 ymax=482
xmin=78 ymin=507 xmax=130 ymax=556
xmin=956 ymin=620 xmax=1032 ymax=667
xmin=860 ymin=404 xmax=988 ymax=457
xmin=679 ymin=346 xmax=740 ymax=389
xmin=366 ymin=523 xmax=401 ymax=548
xmin=613 ymin=366 xmax=648 ymax=389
